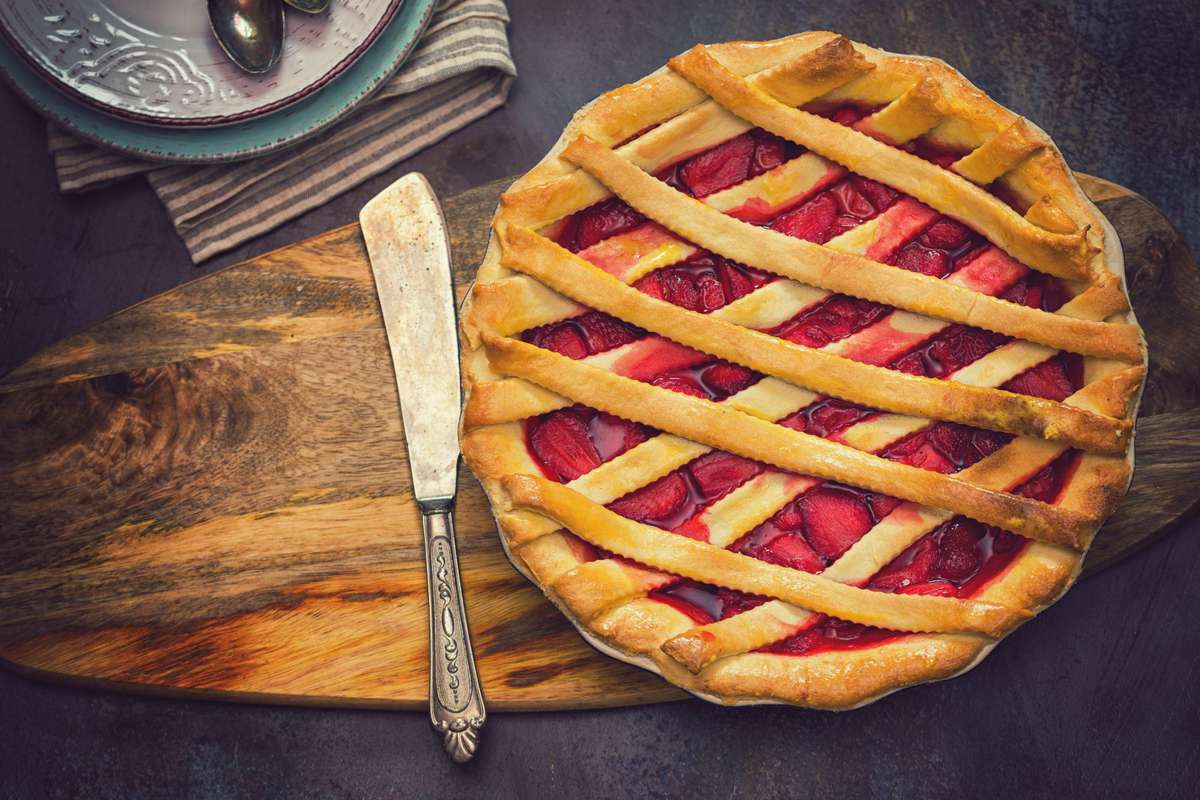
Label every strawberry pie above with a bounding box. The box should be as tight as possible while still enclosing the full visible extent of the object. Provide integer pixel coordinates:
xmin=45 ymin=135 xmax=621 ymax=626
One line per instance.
xmin=460 ymin=33 xmax=1146 ymax=708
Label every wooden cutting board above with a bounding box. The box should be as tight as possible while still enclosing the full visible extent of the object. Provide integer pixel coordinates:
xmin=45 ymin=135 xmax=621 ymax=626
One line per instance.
xmin=2 ymin=175 xmax=1199 ymax=711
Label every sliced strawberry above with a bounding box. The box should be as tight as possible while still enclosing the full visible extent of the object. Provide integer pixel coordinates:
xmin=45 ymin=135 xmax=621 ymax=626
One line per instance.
xmin=574 ymin=312 xmax=640 ymax=354
xmin=867 ymin=493 xmax=902 ymax=520
xmin=773 ymin=295 xmax=891 ymax=348
xmin=927 ymin=424 xmax=974 ymax=469
xmin=822 ymin=618 xmax=877 ymax=643
xmin=989 ymin=529 xmax=1023 ymax=555
xmin=881 ymin=427 xmax=956 ymax=473
xmin=573 ymin=199 xmax=646 ymax=251
xmin=1002 ymin=355 xmax=1077 ymax=401
xmin=771 ymin=193 xmax=839 ymax=243
xmin=528 ymin=409 xmax=602 ymax=481
xmin=939 ymin=327 xmax=1008 ymax=373
xmin=647 ymin=254 xmax=760 ymax=314
xmin=851 ymin=176 xmax=898 ymax=212
xmin=893 ymin=241 xmax=951 ymax=277
xmin=780 ymin=397 xmax=874 ymax=438
xmin=551 ymin=214 xmax=581 ymax=250
xmin=717 ymin=587 xmax=769 ymax=618
xmin=688 ymin=452 xmax=762 ymax=502
xmin=756 ymin=532 xmax=825 ymax=573
xmin=658 ymin=269 xmax=703 ymax=311
xmin=797 ymin=485 xmax=874 ymax=561
xmin=827 ymin=106 xmax=866 ymax=125
xmin=634 ymin=270 xmax=665 ymax=300
xmin=716 ymin=260 xmax=756 ymax=302
xmin=771 ymin=502 xmax=806 ymax=532
xmin=679 ymin=132 xmax=756 ymax=197
xmin=588 ymin=412 xmax=649 ymax=461
xmin=830 ymin=179 xmax=876 ymax=219
xmin=869 ymin=536 xmax=938 ymax=591
xmin=1015 ymin=451 xmax=1078 ymax=502
xmin=932 ymin=423 xmax=1011 ymax=468
xmin=650 ymin=372 xmax=709 ymax=398
xmin=697 ymin=272 xmax=726 ymax=311
xmin=890 ymin=325 xmax=1008 ymax=378
xmin=933 ymin=520 xmax=983 ymax=582
xmin=700 ymin=362 xmax=759 ymax=398
xmin=909 ymin=138 xmax=969 ymax=168
xmin=608 ymin=471 xmax=690 ymax=523
xmin=764 ymin=623 xmax=828 ymax=655
xmin=750 ymin=130 xmax=794 ymax=175
xmin=655 ymin=161 xmax=690 ymax=194
xmin=921 ymin=218 xmax=972 ymax=251
xmin=1039 ymin=275 xmax=1072 ymax=312
xmin=1000 ymin=275 xmax=1040 ymax=308
xmin=882 ymin=423 xmax=1012 ymax=474
xmin=526 ymin=321 xmax=588 ymax=359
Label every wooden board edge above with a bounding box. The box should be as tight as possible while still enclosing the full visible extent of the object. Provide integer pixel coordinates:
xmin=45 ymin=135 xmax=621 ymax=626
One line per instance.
xmin=0 ymin=652 xmax=689 ymax=712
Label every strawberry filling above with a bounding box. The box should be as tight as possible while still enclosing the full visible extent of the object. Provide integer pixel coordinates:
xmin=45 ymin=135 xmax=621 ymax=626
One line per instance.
xmin=761 ymin=448 xmax=1081 ymax=656
xmin=879 ymin=423 xmax=1013 ymax=474
xmin=769 ymin=294 xmax=892 ymax=348
xmin=607 ymin=451 xmax=764 ymax=534
xmin=805 ymin=102 xmax=884 ymax=127
xmin=1001 ymin=352 xmax=1084 ymax=402
xmin=633 ymin=252 xmax=773 ymax=313
xmin=524 ymin=406 xmax=652 ymax=482
xmin=889 ymin=218 xmax=984 ymax=278
xmin=658 ymin=128 xmax=804 ymax=198
xmin=769 ymin=175 xmax=900 ymax=243
xmin=778 ymin=397 xmax=877 ymax=439
xmin=552 ymin=198 xmax=647 ymax=252
xmin=522 ymin=310 xmax=644 ymax=360
xmin=999 ymin=270 xmax=1072 ymax=312
xmin=889 ymin=324 xmax=1010 ymax=378
xmin=906 ymin=138 xmax=971 ymax=169
xmin=519 ymin=118 xmax=1090 ymax=657
xmin=648 ymin=360 xmax=763 ymax=402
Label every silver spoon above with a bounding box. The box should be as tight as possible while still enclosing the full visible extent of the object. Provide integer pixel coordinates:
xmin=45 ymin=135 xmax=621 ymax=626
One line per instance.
xmin=282 ymin=0 xmax=331 ymax=12
xmin=208 ymin=0 xmax=285 ymax=74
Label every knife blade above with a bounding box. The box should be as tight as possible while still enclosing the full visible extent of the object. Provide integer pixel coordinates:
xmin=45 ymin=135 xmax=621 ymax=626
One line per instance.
xmin=360 ymin=173 xmax=486 ymax=764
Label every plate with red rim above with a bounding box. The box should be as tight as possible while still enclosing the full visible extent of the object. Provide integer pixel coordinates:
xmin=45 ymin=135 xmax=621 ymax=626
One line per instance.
xmin=0 ymin=0 xmax=402 ymax=128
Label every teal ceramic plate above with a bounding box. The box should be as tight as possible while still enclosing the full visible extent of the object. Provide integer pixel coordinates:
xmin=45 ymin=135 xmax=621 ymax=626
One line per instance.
xmin=0 ymin=0 xmax=436 ymax=163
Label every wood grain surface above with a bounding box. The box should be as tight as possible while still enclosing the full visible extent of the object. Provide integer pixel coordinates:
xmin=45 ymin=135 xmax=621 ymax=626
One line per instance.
xmin=1 ymin=174 xmax=1197 ymax=711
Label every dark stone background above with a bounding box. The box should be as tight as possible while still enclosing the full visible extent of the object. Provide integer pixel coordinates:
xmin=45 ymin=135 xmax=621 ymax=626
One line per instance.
xmin=1 ymin=1 xmax=1198 ymax=797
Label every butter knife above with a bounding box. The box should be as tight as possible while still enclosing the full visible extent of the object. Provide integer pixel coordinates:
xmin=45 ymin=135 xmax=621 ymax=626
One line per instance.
xmin=360 ymin=173 xmax=486 ymax=764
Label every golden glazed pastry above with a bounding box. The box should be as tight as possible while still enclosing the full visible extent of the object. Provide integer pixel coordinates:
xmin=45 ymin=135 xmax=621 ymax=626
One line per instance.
xmin=459 ymin=32 xmax=1146 ymax=709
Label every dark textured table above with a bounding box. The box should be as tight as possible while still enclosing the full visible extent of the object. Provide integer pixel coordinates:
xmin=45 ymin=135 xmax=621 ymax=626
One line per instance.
xmin=2 ymin=1 xmax=1199 ymax=797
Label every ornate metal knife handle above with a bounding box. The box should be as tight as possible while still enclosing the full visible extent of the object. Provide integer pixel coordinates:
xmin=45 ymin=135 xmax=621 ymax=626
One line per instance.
xmin=420 ymin=499 xmax=486 ymax=763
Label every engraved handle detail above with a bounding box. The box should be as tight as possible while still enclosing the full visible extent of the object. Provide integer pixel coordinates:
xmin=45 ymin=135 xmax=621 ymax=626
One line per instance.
xmin=421 ymin=502 xmax=486 ymax=763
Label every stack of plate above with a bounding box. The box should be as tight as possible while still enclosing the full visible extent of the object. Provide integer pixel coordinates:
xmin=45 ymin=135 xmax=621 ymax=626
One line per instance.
xmin=0 ymin=0 xmax=437 ymax=162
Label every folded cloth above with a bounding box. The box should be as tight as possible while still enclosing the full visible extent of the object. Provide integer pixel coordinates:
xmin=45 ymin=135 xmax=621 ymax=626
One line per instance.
xmin=46 ymin=0 xmax=515 ymax=263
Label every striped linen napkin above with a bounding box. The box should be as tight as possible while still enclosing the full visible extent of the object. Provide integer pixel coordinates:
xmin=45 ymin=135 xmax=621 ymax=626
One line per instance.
xmin=45 ymin=0 xmax=515 ymax=263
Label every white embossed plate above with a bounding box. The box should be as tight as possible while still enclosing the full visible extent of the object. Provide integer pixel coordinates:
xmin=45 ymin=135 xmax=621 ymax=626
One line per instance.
xmin=0 ymin=0 xmax=403 ymax=127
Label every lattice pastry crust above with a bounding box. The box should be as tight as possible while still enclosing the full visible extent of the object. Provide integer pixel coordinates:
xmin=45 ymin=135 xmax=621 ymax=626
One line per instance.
xmin=459 ymin=32 xmax=1146 ymax=709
